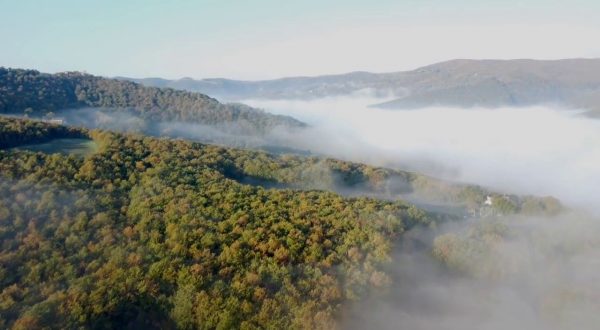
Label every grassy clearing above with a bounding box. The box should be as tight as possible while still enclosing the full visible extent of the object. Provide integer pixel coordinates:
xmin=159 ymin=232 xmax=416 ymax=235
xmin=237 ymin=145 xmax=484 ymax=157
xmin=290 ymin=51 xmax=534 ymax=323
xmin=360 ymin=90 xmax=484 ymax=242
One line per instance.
xmin=11 ymin=138 xmax=98 ymax=157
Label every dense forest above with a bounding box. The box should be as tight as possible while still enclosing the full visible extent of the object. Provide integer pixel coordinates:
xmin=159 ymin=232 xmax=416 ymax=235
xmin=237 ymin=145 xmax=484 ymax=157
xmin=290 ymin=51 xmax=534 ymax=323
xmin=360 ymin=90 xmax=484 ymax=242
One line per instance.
xmin=0 ymin=117 xmax=563 ymax=329
xmin=0 ymin=117 xmax=437 ymax=329
xmin=203 ymin=142 xmax=561 ymax=218
xmin=0 ymin=68 xmax=304 ymax=134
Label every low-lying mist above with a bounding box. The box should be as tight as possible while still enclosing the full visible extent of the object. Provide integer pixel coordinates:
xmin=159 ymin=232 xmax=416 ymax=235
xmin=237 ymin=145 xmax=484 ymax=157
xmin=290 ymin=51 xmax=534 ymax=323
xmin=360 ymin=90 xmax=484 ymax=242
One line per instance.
xmin=343 ymin=212 xmax=600 ymax=330
xmin=6 ymin=94 xmax=600 ymax=329
xmin=48 ymin=108 xmax=291 ymax=149
xmin=238 ymin=96 xmax=600 ymax=329
xmin=243 ymin=97 xmax=600 ymax=213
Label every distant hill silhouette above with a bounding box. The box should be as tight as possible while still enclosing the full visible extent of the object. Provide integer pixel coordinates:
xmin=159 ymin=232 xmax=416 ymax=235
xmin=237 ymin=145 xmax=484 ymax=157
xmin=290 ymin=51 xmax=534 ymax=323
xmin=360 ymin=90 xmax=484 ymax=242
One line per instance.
xmin=124 ymin=59 xmax=600 ymax=114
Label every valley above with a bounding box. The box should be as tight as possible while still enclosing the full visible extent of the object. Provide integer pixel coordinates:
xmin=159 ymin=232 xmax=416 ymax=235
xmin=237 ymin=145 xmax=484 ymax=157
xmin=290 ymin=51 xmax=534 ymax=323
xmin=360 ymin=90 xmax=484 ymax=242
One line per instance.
xmin=0 ymin=59 xmax=597 ymax=329
xmin=2 ymin=1 xmax=599 ymax=328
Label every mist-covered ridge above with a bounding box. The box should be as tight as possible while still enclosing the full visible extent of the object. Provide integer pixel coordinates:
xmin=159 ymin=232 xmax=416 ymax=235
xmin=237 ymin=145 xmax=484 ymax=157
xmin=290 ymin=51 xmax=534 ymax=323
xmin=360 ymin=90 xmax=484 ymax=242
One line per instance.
xmin=125 ymin=58 xmax=600 ymax=115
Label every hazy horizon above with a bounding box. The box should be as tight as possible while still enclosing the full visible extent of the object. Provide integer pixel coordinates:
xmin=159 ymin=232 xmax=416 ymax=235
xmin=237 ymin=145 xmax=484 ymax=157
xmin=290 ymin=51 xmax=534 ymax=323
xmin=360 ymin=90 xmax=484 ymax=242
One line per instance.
xmin=2 ymin=0 xmax=600 ymax=79
xmin=116 ymin=57 xmax=600 ymax=80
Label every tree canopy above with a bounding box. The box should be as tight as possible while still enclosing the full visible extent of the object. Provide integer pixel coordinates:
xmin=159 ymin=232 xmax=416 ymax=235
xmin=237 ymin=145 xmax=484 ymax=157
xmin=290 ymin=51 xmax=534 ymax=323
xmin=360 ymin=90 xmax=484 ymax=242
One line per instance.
xmin=0 ymin=68 xmax=304 ymax=134
xmin=0 ymin=117 xmax=432 ymax=329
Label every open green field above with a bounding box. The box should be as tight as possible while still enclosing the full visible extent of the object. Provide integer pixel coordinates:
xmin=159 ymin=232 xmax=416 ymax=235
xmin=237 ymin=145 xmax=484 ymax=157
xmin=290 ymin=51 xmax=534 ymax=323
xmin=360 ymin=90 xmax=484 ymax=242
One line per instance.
xmin=11 ymin=138 xmax=98 ymax=157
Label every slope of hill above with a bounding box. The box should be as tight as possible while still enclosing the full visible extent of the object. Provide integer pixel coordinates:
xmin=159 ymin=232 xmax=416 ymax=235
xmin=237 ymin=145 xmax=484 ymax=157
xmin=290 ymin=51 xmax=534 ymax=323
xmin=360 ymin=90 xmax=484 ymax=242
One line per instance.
xmin=0 ymin=117 xmax=431 ymax=329
xmin=0 ymin=115 xmax=562 ymax=329
xmin=0 ymin=67 xmax=305 ymax=134
xmin=125 ymin=59 xmax=600 ymax=113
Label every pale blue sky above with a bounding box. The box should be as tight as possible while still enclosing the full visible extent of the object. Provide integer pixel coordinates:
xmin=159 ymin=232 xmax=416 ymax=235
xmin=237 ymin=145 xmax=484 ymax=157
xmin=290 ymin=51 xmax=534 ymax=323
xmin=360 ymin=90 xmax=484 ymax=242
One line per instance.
xmin=1 ymin=0 xmax=599 ymax=79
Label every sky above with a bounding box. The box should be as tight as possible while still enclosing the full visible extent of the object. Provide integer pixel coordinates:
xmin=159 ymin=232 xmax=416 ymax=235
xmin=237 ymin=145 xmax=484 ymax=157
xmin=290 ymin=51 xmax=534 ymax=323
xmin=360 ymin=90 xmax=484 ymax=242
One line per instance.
xmin=1 ymin=0 xmax=599 ymax=79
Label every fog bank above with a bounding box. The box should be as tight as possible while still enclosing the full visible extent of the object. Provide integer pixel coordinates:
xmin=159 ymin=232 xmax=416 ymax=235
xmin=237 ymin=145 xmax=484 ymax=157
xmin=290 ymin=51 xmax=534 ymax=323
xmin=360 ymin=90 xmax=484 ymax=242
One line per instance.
xmin=238 ymin=96 xmax=600 ymax=329
xmin=244 ymin=97 xmax=600 ymax=212
xmin=342 ymin=212 xmax=600 ymax=330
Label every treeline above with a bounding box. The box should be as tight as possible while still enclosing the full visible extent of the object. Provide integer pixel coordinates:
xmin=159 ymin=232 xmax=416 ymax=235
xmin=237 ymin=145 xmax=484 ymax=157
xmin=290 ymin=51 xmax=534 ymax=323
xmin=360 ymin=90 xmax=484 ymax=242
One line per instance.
xmin=0 ymin=117 xmax=432 ymax=329
xmin=0 ymin=67 xmax=304 ymax=133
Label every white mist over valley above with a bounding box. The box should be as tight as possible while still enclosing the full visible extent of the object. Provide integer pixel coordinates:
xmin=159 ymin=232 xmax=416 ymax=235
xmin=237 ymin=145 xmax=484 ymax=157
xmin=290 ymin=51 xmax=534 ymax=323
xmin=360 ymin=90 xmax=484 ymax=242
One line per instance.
xmin=244 ymin=97 xmax=600 ymax=213
xmin=234 ymin=96 xmax=600 ymax=329
xmin=240 ymin=97 xmax=600 ymax=329
xmin=2 ymin=1 xmax=600 ymax=328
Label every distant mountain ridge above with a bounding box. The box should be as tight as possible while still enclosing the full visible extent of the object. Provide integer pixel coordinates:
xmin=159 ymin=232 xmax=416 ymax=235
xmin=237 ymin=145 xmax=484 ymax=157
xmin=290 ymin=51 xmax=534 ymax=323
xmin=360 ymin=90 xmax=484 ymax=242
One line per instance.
xmin=122 ymin=58 xmax=600 ymax=113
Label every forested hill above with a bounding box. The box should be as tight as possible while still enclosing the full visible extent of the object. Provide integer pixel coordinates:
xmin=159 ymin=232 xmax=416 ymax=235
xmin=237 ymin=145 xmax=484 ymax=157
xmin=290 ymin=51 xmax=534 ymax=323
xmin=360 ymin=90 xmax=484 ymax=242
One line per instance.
xmin=0 ymin=117 xmax=430 ymax=329
xmin=0 ymin=117 xmax=561 ymax=328
xmin=0 ymin=67 xmax=304 ymax=132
